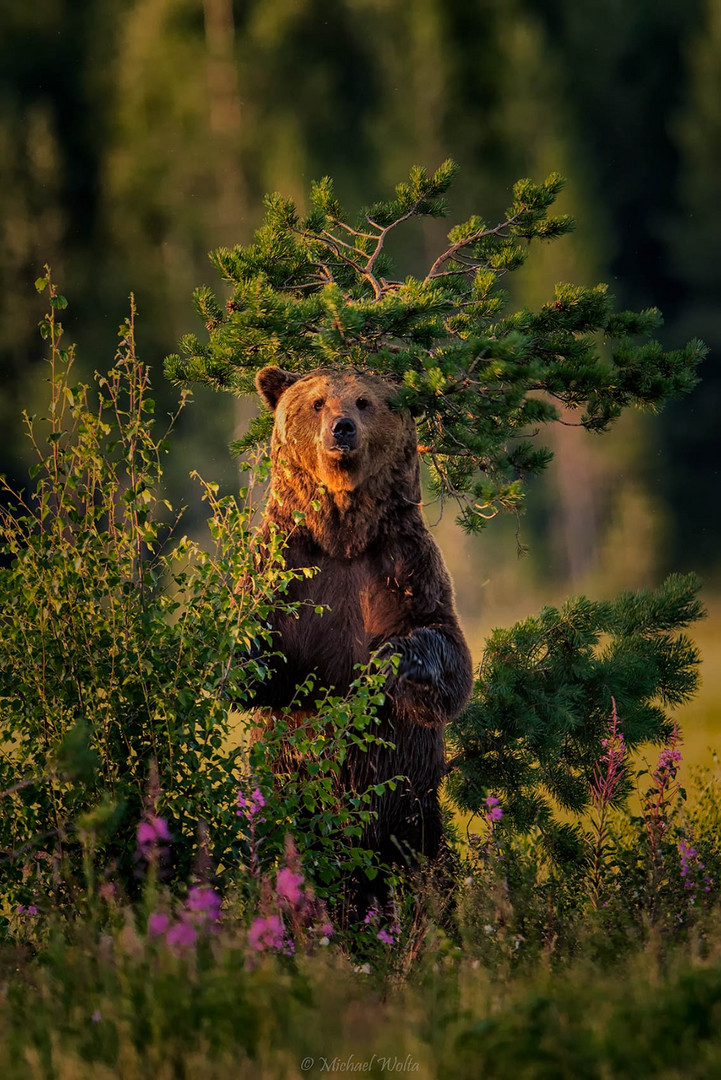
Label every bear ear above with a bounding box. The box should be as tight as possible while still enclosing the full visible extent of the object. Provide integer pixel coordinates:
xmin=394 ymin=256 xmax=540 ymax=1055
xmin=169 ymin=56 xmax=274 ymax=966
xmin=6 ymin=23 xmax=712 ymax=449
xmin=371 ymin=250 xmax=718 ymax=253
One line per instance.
xmin=255 ymin=366 xmax=300 ymax=411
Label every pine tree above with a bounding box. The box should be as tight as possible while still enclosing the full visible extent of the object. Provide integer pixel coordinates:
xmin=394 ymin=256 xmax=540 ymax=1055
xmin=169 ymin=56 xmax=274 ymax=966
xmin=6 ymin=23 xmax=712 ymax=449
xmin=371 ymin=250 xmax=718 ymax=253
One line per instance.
xmin=447 ymin=573 xmax=704 ymax=860
xmin=166 ymin=161 xmax=704 ymax=532
xmin=166 ymin=164 xmax=706 ymax=853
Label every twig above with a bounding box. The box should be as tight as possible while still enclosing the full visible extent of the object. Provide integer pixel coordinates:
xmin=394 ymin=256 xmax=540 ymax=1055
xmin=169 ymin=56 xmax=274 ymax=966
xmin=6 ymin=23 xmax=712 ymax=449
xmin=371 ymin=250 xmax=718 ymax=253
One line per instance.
xmin=426 ymin=211 xmax=524 ymax=280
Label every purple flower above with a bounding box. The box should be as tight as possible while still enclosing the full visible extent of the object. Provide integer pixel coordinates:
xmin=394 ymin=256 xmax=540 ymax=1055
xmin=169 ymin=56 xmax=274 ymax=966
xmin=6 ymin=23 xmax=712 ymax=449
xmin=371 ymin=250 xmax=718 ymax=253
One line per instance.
xmin=248 ymin=914 xmax=285 ymax=953
xmin=363 ymin=904 xmax=380 ymax=926
xmin=588 ymin=700 xmax=626 ymax=908
xmin=377 ymin=928 xmax=395 ymax=945
xmin=237 ymin=786 xmax=266 ymax=819
xmin=91 ymin=1010 xmax=102 ymax=1024
xmin=655 ymin=745 xmax=682 ymax=784
xmin=276 ymin=867 xmax=304 ymax=908
xmin=678 ymin=837 xmax=711 ymax=902
xmin=186 ymin=885 xmax=222 ymax=924
xmin=17 ymin=904 xmax=38 ymax=916
xmin=591 ymin=706 xmax=625 ymax=812
xmin=485 ymin=794 xmax=504 ymax=825
xmin=166 ymin=919 xmax=198 ymax=950
xmin=148 ymin=912 xmax=171 ymax=938
xmin=137 ymin=815 xmax=171 ymax=852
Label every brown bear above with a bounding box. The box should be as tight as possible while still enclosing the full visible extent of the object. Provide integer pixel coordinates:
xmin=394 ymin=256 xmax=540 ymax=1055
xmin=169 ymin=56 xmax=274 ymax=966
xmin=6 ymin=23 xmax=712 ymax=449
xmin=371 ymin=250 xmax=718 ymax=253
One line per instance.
xmin=251 ymin=365 xmax=474 ymax=899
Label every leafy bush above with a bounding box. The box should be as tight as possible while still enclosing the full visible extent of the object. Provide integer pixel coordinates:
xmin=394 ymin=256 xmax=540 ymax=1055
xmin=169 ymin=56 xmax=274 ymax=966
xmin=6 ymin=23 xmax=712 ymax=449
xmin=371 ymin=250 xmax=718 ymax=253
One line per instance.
xmin=0 ymin=272 xmax=390 ymax=913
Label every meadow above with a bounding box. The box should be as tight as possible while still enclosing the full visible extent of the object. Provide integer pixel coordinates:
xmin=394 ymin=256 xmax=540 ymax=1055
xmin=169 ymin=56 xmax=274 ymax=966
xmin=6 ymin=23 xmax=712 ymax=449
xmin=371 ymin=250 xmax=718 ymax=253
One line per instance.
xmin=1 ymin=279 xmax=720 ymax=1080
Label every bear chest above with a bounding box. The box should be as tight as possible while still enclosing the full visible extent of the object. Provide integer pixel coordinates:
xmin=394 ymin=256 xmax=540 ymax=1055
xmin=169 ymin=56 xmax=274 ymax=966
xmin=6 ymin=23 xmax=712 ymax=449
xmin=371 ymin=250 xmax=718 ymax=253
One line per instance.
xmin=282 ymin=552 xmax=411 ymax=689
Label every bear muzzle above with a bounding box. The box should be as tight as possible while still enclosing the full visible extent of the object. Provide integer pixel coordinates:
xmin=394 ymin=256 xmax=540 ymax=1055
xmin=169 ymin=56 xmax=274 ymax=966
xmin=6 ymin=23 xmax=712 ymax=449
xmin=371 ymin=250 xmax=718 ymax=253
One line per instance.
xmin=327 ymin=416 xmax=358 ymax=454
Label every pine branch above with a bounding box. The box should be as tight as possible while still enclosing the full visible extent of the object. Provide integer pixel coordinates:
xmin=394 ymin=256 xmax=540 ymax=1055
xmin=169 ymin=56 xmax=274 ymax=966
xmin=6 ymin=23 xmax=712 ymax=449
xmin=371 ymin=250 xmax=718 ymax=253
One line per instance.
xmin=167 ymin=161 xmax=706 ymax=532
xmin=425 ymin=210 xmax=525 ymax=280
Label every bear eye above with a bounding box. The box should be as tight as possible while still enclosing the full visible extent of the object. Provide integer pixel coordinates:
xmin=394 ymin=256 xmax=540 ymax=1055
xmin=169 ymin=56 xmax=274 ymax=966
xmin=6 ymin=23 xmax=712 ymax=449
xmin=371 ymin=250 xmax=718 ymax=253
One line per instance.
xmin=313 ymin=398 xmax=325 ymax=412
xmin=356 ymin=397 xmax=370 ymax=410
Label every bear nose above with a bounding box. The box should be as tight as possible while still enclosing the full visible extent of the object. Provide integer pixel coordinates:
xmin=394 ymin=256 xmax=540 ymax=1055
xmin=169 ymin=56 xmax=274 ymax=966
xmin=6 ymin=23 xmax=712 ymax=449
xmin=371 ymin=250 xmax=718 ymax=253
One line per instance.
xmin=331 ymin=417 xmax=356 ymax=441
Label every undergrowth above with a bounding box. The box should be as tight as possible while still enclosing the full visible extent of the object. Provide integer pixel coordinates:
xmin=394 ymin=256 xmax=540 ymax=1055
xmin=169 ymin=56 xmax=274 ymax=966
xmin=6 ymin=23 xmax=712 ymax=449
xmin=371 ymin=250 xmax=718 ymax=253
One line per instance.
xmin=1 ymin=276 xmax=720 ymax=1078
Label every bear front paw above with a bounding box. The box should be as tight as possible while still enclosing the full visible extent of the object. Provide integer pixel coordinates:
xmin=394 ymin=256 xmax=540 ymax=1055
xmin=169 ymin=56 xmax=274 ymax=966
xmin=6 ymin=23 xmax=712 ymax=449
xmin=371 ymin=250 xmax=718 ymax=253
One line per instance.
xmin=374 ymin=633 xmax=442 ymax=686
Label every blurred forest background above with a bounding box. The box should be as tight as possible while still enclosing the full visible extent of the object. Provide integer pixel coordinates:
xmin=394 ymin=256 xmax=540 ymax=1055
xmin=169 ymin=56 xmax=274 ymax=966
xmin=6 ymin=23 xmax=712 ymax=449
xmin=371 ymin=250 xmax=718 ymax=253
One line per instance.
xmin=1 ymin=0 xmax=720 ymax=760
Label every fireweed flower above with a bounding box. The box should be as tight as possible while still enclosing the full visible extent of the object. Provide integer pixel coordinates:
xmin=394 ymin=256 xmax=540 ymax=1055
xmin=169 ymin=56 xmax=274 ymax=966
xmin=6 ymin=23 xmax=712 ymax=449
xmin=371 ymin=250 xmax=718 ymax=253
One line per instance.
xmin=248 ymin=914 xmax=286 ymax=953
xmin=364 ymin=903 xmax=400 ymax=946
xmin=645 ymin=725 xmax=682 ymax=866
xmin=148 ymin=912 xmax=171 ymax=938
xmin=186 ymin=885 xmax=222 ymax=926
xmin=485 ymin=795 xmax=504 ymax=824
xmin=276 ymin=867 xmax=304 ymax=908
xmin=137 ymin=815 xmax=171 ymax=856
xmin=678 ymin=838 xmax=712 ymax=902
xmin=237 ymin=783 xmax=267 ymax=878
xmin=147 ymin=888 xmax=221 ymax=950
xmin=166 ymin=919 xmax=198 ymax=951
xmin=588 ymin=699 xmax=625 ymax=908
xmin=591 ymin=707 xmax=626 ymax=812
xmin=363 ymin=904 xmax=380 ymax=926
xmin=237 ymin=786 xmax=266 ymax=820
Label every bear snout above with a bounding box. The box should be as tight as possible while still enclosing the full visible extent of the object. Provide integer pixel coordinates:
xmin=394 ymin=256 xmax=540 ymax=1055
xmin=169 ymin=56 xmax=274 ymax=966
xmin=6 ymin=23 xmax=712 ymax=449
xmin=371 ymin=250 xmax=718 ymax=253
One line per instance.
xmin=329 ymin=416 xmax=358 ymax=450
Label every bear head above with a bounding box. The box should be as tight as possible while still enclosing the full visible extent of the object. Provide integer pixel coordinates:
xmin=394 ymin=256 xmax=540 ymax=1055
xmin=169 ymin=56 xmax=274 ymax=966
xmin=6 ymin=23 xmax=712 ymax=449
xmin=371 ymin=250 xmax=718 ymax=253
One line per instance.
xmin=256 ymin=366 xmax=419 ymax=496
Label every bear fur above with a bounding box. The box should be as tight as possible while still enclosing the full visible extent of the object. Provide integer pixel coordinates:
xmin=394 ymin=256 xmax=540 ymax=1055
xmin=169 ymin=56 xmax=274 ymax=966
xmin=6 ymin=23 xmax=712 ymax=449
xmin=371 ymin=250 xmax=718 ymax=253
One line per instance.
xmin=251 ymin=365 xmax=474 ymax=891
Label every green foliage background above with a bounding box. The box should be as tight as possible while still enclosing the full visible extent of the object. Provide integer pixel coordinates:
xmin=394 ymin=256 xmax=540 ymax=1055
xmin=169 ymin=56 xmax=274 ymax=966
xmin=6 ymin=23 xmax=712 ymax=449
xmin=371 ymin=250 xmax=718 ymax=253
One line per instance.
xmin=1 ymin=0 xmax=719 ymax=576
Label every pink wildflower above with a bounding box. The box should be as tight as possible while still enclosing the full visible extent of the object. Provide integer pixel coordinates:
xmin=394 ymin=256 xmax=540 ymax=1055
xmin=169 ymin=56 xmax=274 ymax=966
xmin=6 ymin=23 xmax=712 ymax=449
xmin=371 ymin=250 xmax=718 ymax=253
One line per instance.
xmin=186 ymin=885 xmax=221 ymax=923
xmin=237 ymin=786 xmax=266 ymax=818
xmin=590 ymin=705 xmax=625 ymax=812
xmin=678 ymin=838 xmax=712 ymax=902
xmin=484 ymin=794 xmax=504 ymax=827
xmin=148 ymin=912 xmax=171 ymax=938
xmin=364 ymin=904 xmax=379 ymax=926
xmin=166 ymin=919 xmax=198 ymax=950
xmin=137 ymin=815 xmax=171 ymax=852
xmin=276 ymin=867 xmax=304 ymax=908
xmin=248 ymin=914 xmax=285 ymax=953
xmin=485 ymin=795 xmax=504 ymax=823
xmin=363 ymin=903 xmax=400 ymax=946
xmin=588 ymin=699 xmax=625 ymax=908
xmin=645 ymin=725 xmax=682 ymax=864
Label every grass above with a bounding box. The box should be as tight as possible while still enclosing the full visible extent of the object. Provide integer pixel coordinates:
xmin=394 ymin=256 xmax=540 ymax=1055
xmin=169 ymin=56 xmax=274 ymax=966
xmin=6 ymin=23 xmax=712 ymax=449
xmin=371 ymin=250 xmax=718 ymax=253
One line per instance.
xmin=4 ymin=906 xmax=721 ymax=1079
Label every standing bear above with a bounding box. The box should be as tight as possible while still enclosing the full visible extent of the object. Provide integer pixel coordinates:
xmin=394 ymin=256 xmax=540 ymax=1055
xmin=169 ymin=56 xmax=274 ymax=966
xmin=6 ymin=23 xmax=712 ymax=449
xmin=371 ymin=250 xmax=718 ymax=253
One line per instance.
xmin=251 ymin=365 xmax=474 ymax=890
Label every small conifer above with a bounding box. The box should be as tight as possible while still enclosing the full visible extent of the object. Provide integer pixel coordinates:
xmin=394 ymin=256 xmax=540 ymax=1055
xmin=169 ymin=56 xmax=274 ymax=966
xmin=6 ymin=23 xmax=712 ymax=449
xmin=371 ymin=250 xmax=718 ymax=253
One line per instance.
xmin=168 ymin=165 xmax=707 ymax=852
xmin=166 ymin=161 xmax=705 ymax=531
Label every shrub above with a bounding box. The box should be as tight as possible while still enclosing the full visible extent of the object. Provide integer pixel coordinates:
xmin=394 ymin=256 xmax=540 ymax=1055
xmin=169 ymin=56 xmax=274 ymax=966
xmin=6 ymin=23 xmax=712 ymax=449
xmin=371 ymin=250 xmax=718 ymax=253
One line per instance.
xmin=0 ymin=272 xmax=390 ymax=915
